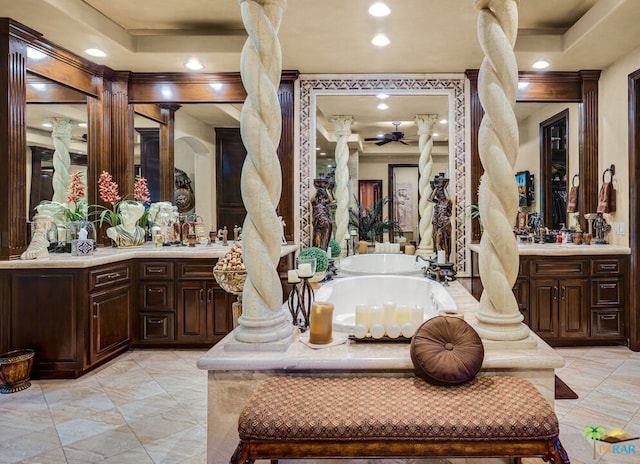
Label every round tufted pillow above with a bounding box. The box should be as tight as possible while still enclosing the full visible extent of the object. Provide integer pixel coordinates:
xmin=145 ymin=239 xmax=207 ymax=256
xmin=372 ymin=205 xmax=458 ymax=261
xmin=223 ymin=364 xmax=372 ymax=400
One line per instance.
xmin=410 ymin=316 xmax=484 ymax=386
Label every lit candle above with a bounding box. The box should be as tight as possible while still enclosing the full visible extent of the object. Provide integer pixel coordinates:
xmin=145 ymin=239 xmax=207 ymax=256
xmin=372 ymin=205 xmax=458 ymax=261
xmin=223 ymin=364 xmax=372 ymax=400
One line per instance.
xmin=309 ymin=302 xmax=334 ymax=344
xmin=288 ymin=269 xmax=300 ymax=283
xmin=298 ymin=263 xmax=313 ymax=278
xmin=437 ymin=250 xmax=446 ymax=264
xmin=359 ymin=240 xmax=368 ymax=254
xmin=369 ymin=305 xmax=383 ymax=326
xmin=382 ymin=301 xmax=396 ymax=329
xmin=404 ymin=244 xmax=415 ymax=255
xmin=355 ymin=304 xmax=371 ymax=330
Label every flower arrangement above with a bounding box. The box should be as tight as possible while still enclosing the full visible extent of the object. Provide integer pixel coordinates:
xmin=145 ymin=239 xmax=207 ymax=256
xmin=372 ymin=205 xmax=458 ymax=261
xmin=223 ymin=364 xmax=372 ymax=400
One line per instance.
xmin=65 ymin=172 xmax=88 ymax=221
xmin=93 ymin=171 xmax=151 ymax=227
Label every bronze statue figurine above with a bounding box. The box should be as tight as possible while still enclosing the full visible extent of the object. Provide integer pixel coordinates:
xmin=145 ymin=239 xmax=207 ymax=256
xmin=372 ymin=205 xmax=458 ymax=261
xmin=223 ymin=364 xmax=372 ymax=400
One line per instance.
xmin=429 ymin=173 xmax=452 ymax=262
xmin=311 ymin=176 xmax=335 ymax=251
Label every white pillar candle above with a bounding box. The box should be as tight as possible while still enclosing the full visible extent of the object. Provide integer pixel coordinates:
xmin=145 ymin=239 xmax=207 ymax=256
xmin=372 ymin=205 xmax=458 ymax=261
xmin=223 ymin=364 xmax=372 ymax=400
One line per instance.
xmin=386 ymin=323 xmax=401 ymax=338
xmin=369 ymin=305 xmax=383 ymax=326
xmin=355 ymin=304 xmax=371 ymax=330
xmin=370 ymin=323 xmax=385 ymax=339
xmin=298 ymin=262 xmax=313 ymax=277
xmin=410 ymin=304 xmax=424 ymax=327
xmin=374 ymin=242 xmax=382 ymax=253
xmin=353 ymin=324 xmax=368 ymax=339
xmin=401 ymin=322 xmax=416 ymax=338
xmin=382 ymin=301 xmax=396 ymax=329
xmin=396 ymin=305 xmax=411 ymax=326
xmin=437 ymin=250 xmax=446 ymax=264
xmin=392 ymin=243 xmax=401 ymax=253
xmin=326 ymin=246 xmax=332 ymax=259
xmin=287 ymin=269 xmax=300 ymax=283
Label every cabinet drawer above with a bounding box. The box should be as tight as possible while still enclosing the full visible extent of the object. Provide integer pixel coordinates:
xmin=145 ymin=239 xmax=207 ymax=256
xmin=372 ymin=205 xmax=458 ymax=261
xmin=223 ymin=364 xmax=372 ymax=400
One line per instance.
xmin=530 ymin=258 xmax=587 ymax=277
xmin=141 ymin=282 xmax=175 ymax=311
xmin=139 ymin=262 xmax=174 ymax=280
xmin=590 ymin=310 xmax=623 ymax=337
xmin=591 ymin=278 xmax=624 ymax=306
xmin=591 ymin=258 xmax=624 ymax=275
xmin=176 ymin=261 xmax=218 ymax=280
xmin=140 ymin=312 xmax=175 ymax=341
xmin=89 ymin=263 xmax=131 ymax=291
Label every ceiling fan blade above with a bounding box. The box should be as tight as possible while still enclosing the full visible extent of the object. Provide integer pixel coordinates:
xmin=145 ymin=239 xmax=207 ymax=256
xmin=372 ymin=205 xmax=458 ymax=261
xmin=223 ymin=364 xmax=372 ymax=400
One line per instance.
xmin=399 ymin=140 xmax=409 ymax=145
xmin=376 ymin=139 xmax=392 ymax=146
xmin=364 ymin=137 xmax=384 ymax=141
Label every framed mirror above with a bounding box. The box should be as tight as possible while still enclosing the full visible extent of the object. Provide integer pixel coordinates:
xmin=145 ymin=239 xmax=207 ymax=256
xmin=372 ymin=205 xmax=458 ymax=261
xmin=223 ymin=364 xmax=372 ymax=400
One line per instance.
xmin=25 ymin=72 xmax=89 ymax=217
xmin=299 ymin=75 xmax=467 ymax=273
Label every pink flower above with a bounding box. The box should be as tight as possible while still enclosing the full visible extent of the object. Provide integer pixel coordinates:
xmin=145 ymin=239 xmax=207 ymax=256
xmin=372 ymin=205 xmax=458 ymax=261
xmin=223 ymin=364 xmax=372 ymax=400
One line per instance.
xmin=134 ymin=176 xmax=151 ymax=204
xmin=98 ymin=171 xmax=121 ymax=205
xmin=67 ymin=172 xmax=86 ymax=204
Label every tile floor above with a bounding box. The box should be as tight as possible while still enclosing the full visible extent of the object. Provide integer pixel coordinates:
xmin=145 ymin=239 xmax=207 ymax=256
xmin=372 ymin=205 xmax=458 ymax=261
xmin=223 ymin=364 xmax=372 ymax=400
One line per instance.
xmin=0 ymin=346 xmax=639 ymax=464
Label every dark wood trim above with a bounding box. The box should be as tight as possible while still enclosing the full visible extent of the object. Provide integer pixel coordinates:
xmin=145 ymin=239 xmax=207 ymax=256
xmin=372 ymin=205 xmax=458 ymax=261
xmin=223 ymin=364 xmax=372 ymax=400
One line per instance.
xmin=466 ymin=69 xmax=600 ymax=237
xmin=628 ymin=69 xmax=640 ymax=351
xmin=539 ymin=109 xmax=569 ymax=230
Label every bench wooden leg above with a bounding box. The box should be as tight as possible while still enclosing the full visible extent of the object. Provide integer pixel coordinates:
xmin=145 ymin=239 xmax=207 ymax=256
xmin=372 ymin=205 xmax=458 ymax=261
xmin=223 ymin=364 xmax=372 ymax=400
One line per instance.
xmin=549 ymin=437 xmax=571 ymax=464
xmin=229 ymin=442 xmax=252 ymax=464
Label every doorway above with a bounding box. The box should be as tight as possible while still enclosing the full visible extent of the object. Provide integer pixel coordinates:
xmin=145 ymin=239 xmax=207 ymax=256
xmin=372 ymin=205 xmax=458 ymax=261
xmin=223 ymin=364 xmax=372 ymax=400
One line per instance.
xmin=540 ymin=109 xmax=569 ymax=230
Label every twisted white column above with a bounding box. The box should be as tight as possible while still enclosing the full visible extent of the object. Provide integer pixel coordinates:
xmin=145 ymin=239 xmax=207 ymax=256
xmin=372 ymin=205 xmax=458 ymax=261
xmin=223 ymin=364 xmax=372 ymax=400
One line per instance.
xmin=474 ymin=0 xmax=529 ymax=341
xmin=235 ymin=0 xmax=292 ymax=344
xmin=51 ymin=118 xmax=75 ymax=204
xmin=415 ymin=114 xmax=438 ymax=257
xmin=330 ymin=115 xmax=353 ymax=256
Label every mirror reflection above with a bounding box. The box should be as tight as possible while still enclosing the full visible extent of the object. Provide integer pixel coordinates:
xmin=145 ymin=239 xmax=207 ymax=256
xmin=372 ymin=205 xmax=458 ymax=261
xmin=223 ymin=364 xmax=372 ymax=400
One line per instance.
xmin=25 ymin=73 xmax=89 ymax=217
xmin=515 ymin=101 xmax=580 ymax=231
xmin=315 ymin=94 xmax=449 ymax=244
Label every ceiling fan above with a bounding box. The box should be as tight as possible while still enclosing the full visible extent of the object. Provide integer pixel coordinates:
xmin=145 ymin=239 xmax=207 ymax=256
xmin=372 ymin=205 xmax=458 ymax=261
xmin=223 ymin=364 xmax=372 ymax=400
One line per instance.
xmin=364 ymin=121 xmax=411 ymax=146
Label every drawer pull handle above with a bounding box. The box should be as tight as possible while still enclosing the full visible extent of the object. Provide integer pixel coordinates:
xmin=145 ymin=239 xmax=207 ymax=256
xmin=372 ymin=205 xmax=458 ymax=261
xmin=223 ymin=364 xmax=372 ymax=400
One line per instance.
xmin=148 ymin=319 xmax=164 ymax=324
xmin=601 ymin=315 xmax=617 ymax=320
xmin=600 ymin=283 xmax=617 ymax=289
xmin=148 ymin=268 xmax=164 ymax=273
xmin=108 ymin=273 xmax=121 ymax=279
xmin=149 ymin=288 xmax=163 ymax=293
xmin=600 ymin=264 xmax=617 ymax=270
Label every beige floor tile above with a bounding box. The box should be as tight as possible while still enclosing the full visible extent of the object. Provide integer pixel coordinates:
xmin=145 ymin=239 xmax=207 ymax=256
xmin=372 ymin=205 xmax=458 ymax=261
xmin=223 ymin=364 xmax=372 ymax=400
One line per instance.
xmin=129 ymin=406 xmax=199 ymax=444
xmin=15 ymin=446 xmax=67 ymax=464
xmin=62 ymin=425 xmax=140 ymax=462
xmin=0 ymin=428 xmax=62 ymax=464
xmin=142 ymin=424 xmax=207 ymax=464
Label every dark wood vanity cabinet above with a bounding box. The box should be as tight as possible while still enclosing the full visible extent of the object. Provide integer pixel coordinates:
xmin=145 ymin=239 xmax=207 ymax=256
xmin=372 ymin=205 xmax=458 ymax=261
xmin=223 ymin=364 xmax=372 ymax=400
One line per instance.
xmin=470 ymin=251 xmax=628 ymax=346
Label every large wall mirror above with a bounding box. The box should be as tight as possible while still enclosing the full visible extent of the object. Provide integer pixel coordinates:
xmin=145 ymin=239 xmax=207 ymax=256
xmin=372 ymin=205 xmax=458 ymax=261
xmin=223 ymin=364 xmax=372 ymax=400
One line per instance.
xmin=25 ymin=72 xmax=89 ymax=217
xmin=299 ymin=75 xmax=467 ymax=274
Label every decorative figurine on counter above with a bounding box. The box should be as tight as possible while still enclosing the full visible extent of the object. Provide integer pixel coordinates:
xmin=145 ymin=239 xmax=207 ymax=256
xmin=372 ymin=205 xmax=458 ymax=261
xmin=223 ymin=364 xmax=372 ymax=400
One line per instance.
xmin=593 ymin=212 xmax=611 ymax=244
xmin=233 ymin=224 xmax=242 ymax=242
xmin=429 ymin=173 xmax=452 ymax=263
xmin=311 ymin=175 xmax=335 ymax=251
xmin=20 ymin=214 xmax=53 ymax=260
xmin=106 ymin=201 xmax=146 ymax=247
xmin=218 ymin=226 xmax=229 ymax=245
xmin=279 ymin=215 xmax=287 ymax=244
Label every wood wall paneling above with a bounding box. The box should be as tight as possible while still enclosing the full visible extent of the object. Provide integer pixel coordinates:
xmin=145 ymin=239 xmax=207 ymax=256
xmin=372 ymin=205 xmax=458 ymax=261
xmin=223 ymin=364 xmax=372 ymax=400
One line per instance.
xmin=628 ymin=69 xmax=640 ymax=351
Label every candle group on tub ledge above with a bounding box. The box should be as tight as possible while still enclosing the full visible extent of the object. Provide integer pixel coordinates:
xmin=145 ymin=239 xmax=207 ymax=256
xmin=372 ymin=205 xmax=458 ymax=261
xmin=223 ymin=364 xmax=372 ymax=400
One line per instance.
xmin=353 ymin=301 xmax=424 ymax=339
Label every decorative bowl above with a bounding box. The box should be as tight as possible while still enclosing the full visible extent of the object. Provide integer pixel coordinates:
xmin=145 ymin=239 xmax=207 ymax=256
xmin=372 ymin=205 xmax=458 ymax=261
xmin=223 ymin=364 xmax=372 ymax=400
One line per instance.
xmin=0 ymin=349 xmax=35 ymax=394
xmin=213 ymin=269 xmax=247 ymax=295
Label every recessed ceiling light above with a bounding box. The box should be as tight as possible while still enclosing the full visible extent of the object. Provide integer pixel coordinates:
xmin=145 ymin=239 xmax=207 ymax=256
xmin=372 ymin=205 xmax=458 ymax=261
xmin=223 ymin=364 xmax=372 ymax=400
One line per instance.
xmin=42 ymin=122 xmax=52 ymax=128
xmin=377 ymin=103 xmax=389 ymax=110
xmin=371 ymin=34 xmax=390 ymax=47
xmin=532 ymin=59 xmax=550 ymax=69
xmin=369 ymin=2 xmax=391 ymax=17
xmin=439 ymin=118 xmax=448 ymax=125
xmin=184 ymin=58 xmax=204 ymax=71
xmin=85 ymin=48 xmax=107 ymax=58
xmin=209 ymin=82 xmax=223 ymax=90
xmin=432 ymin=132 xmax=440 ymax=137
xmin=518 ymin=81 xmax=530 ymax=89
xmin=376 ymin=93 xmax=389 ymax=100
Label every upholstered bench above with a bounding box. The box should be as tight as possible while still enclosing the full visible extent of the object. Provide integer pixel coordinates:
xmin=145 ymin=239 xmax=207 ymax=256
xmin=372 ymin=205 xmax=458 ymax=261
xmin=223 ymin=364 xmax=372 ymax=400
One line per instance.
xmin=231 ymin=375 xmax=570 ymax=464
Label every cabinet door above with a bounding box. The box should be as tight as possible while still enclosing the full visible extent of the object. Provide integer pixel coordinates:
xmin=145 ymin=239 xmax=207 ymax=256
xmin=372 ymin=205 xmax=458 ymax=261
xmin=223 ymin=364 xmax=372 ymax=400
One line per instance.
xmin=530 ymin=279 xmax=559 ymax=339
xmin=176 ymin=281 xmax=208 ymax=342
xmin=90 ymin=284 xmax=131 ymax=365
xmin=559 ymin=278 xmax=589 ymax=338
xmin=513 ymin=279 xmax=530 ymax=327
xmin=207 ymin=282 xmax=234 ymax=341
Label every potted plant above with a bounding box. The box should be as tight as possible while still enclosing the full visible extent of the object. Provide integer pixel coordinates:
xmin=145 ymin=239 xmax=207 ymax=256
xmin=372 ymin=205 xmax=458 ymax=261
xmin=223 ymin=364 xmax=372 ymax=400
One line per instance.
xmin=348 ymin=196 xmax=403 ymax=244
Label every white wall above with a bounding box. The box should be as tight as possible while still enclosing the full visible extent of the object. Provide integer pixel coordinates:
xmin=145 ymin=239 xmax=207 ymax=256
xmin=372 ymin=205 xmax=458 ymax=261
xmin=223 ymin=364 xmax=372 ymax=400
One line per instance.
xmin=599 ymin=44 xmax=640 ymax=246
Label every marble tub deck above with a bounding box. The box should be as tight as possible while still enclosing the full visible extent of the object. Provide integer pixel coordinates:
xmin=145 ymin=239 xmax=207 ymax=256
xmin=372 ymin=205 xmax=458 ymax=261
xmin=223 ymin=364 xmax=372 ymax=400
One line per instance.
xmin=197 ymin=280 xmax=565 ymax=464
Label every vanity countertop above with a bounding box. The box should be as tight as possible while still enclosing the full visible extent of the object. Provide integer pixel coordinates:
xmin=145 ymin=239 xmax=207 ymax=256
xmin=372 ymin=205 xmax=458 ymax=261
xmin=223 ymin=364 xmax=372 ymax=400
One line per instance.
xmin=0 ymin=243 xmax=300 ymax=269
xmin=468 ymin=242 xmax=630 ymax=256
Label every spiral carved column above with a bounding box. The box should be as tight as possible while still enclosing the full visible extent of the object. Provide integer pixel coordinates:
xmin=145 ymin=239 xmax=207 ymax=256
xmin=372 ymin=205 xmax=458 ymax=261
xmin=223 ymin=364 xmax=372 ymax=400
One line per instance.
xmin=415 ymin=114 xmax=438 ymax=258
xmin=51 ymin=118 xmax=75 ymax=204
xmin=330 ymin=115 xmax=353 ymax=256
xmin=474 ymin=0 xmax=529 ymax=341
xmin=235 ymin=0 xmax=292 ymax=344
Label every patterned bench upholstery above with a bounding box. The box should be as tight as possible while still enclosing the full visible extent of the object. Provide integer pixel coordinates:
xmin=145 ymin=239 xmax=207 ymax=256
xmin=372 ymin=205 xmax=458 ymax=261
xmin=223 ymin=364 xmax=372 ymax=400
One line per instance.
xmin=231 ymin=375 xmax=570 ymax=463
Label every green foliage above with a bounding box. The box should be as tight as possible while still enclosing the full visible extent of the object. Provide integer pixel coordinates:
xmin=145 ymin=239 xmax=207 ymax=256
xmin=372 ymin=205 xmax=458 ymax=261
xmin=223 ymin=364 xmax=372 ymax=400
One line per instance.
xmin=299 ymin=246 xmax=329 ymax=273
xmin=328 ymin=239 xmax=341 ymax=258
xmin=348 ymin=196 xmax=403 ymax=242
xmin=465 ymin=204 xmax=483 ymax=233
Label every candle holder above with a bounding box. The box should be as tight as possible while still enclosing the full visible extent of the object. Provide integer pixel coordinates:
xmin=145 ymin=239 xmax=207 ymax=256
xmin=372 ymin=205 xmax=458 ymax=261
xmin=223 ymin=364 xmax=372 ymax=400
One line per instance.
xmin=295 ymin=256 xmax=317 ymax=331
xmin=287 ymin=282 xmax=308 ymax=330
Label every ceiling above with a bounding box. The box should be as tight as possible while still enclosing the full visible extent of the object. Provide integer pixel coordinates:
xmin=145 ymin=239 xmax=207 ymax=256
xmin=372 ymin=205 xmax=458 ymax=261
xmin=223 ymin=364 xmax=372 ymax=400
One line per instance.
xmin=14 ymin=0 xmax=640 ymax=158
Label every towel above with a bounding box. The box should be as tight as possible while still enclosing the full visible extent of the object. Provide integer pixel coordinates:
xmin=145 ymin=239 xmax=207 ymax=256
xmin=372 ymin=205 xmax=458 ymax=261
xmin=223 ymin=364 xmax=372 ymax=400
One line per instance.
xmin=567 ymin=185 xmax=579 ymax=213
xmin=597 ymin=182 xmax=616 ymax=213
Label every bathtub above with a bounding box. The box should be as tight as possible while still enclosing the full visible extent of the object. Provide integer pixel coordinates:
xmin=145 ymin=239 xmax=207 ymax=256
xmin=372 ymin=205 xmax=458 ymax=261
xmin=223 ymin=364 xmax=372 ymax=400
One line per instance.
xmin=338 ymin=253 xmax=427 ymax=276
xmin=314 ymin=275 xmax=458 ymax=332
